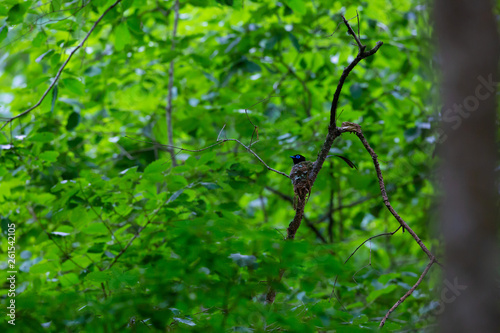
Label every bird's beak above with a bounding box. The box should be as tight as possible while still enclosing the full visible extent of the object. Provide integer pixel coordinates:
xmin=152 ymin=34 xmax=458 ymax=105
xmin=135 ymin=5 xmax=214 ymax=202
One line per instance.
xmin=289 ymin=156 xmax=294 ymax=158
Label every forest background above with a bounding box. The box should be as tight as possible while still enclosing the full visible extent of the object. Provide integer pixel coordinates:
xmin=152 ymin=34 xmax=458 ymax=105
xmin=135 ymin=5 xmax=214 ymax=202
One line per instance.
xmin=0 ymin=0 xmax=499 ymax=332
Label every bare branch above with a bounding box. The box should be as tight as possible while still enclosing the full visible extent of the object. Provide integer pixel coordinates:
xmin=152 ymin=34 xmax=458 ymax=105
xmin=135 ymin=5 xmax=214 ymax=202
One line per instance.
xmin=309 ymin=16 xmax=383 ymax=187
xmin=0 ymin=0 xmax=123 ymax=131
xmin=244 ymin=96 xmax=280 ymax=146
xmin=266 ymin=15 xmax=383 ymax=303
xmin=165 ymin=0 xmax=180 ymax=166
xmin=217 ymin=124 xmax=226 ymax=142
xmin=339 ymin=123 xmax=438 ymax=262
xmin=30 ymin=206 xmax=86 ymax=270
xmin=125 ymin=136 xmax=290 ymax=178
xmin=106 ymin=197 xmax=167 ymax=270
xmin=344 ymin=226 xmax=402 ymax=264
xmin=379 ymin=258 xmax=436 ymax=327
xmin=79 ymin=181 xmax=123 ymax=250
xmin=337 ymin=122 xmax=443 ymax=324
xmin=329 ymin=275 xmax=347 ymax=311
xmin=285 ymin=15 xmax=383 ymax=242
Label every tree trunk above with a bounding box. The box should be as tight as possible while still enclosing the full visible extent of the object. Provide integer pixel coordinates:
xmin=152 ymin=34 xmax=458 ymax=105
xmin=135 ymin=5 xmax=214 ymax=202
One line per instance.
xmin=435 ymin=0 xmax=500 ymax=332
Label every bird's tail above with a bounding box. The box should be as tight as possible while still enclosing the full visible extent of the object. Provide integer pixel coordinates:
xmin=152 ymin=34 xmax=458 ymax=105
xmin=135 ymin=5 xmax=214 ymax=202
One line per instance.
xmin=327 ymin=154 xmax=357 ymax=169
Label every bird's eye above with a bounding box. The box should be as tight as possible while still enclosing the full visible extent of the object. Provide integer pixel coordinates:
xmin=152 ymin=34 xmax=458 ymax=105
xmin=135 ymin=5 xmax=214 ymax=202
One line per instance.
xmin=295 ymin=155 xmax=299 ymax=158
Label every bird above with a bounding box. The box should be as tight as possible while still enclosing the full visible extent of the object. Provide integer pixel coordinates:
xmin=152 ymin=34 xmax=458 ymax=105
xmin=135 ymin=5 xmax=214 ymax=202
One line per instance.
xmin=290 ymin=154 xmax=357 ymax=168
xmin=289 ymin=154 xmax=356 ymax=209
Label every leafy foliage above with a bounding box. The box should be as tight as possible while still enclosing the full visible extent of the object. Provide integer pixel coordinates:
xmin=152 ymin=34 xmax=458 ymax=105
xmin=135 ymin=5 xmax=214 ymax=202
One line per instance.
xmin=0 ymin=0 xmax=442 ymax=331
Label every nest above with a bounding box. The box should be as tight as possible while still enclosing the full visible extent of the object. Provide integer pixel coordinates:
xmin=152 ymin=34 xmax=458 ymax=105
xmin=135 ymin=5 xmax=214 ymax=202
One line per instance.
xmin=290 ymin=160 xmax=314 ymax=209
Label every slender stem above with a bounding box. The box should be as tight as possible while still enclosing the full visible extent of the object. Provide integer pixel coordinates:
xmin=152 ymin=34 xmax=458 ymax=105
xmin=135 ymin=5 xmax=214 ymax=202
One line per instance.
xmin=126 ymin=136 xmax=290 ymax=178
xmin=0 ymin=0 xmax=123 ymax=131
xmin=379 ymin=259 xmax=436 ymax=327
xmin=165 ymin=0 xmax=180 ymax=166
xmin=266 ymin=15 xmax=383 ymax=303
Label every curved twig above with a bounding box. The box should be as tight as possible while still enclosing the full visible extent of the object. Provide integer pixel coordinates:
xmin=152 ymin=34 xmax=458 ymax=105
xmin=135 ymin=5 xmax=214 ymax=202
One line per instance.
xmin=344 ymin=226 xmax=402 ymax=264
xmin=78 ymin=181 xmax=123 ymax=250
xmin=266 ymin=14 xmax=383 ymax=303
xmin=339 ymin=125 xmax=439 ymax=263
xmin=338 ymin=123 xmax=442 ymax=325
xmin=0 ymin=0 xmax=123 ymax=131
xmin=379 ymin=258 xmax=436 ymax=327
xmin=125 ymin=136 xmax=290 ymax=178
xmin=165 ymin=0 xmax=180 ymax=166
xmin=287 ymin=15 xmax=383 ymax=240
xmin=244 ymin=96 xmax=281 ymax=146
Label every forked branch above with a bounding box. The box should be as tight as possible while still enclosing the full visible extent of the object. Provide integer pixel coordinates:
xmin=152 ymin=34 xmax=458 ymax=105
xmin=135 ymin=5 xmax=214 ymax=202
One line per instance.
xmin=338 ymin=122 xmax=441 ymax=327
xmin=266 ymin=14 xmax=383 ymax=303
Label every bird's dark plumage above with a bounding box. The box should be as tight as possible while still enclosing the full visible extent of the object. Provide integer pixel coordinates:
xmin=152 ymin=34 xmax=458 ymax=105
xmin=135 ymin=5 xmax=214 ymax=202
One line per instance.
xmin=289 ymin=155 xmax=313 ymax=209
xmin=290 ymin=154 xmax=306 ymax=165
xmin=326 ymin=154 xmax=357 ymax=169
xmin=290 ymin=154 xmax=357 ymax=169
xmin=288 ymin=154 xmax=357 ymax=209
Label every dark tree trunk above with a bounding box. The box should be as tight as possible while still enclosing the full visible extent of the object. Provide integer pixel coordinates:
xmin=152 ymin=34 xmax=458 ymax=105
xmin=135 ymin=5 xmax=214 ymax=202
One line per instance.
xmin=435 ymin=0 xmax=500 ymax=332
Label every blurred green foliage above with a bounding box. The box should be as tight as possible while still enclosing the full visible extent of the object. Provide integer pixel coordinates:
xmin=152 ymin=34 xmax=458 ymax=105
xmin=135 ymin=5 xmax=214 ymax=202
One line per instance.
xmin=0 ymin=0 xmax=444 ymax=331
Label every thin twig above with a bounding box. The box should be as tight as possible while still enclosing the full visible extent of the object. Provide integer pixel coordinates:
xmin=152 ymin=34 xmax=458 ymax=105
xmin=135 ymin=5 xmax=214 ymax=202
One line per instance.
xmin=344 ymin=226 xmax=402 ymax=264
xmin=352 ymin=241 xmax=372 ymax=285
xmin=286 ymin=16 xmax=383 ymax=241
xmin=78 ymin=181 xmax=123 ymax=250
xmin=106 ymin=200 xmax=163 ymax=270
xmin=0 ymin=0 xmax=123 ymax=131
xmin=339 ymin=125 xmax=438 ymax=263
xmin=309 ymin=21 xmax=382 ymax=185
xmin=266 ymin=15 xmax=383 ymax=302
xmin=329 ymin=275 xmax=347 ymax=311
xmin=338 ymin=122 xmax=442 ymax=325
xmin=244 ymin=96 xmax=280 ymax=146
xmin=165 ymin=0 xmax=180 ymax=166
xmin=30 ymin=206 xmax=86 ymax=270
xmin=379 ymin=258 xmax=436 ymax=327
xmin=125 ymin=136 xmax=290 ymax=178
xmin=217 ymin=124 xmax=226 ymax=141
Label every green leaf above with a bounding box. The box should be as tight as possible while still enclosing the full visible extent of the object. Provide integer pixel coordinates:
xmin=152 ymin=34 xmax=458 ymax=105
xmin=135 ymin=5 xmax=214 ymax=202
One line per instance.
xmin=51 ymin=85 xmax=58 ymax=113
xmin=283 ymin=0 xmax=306 ymax=14
xmin=62 ymin=78 xmax=85 ymax=95
xmin=366 ymin=285 xmax=398 ymax=302
xmin=30 ymin=261 xmax=58 ymax=274
xmin=87 ymin=243 xmax=105 ymax=253
xmin=0 ymin=25 xmax=7 ymax=44
xmin=144 ymin=159 xmax=169 ymax=174
xmin=82 ymin=223 xmax=109 ymax=235
xmin=51 ymin=0 xmax=62 ymax=11
xmin=114 ymin=24 xmax=131 ymax=51
xmin=86 ymin=271 xmax=111 ymax=283
xmin=7 ymin=3 xmax=28 ymax=25
xmin=60 ymin=273 xmax=80 ymax=287
xmin=288 ymin=33 xmax=300 ymax=51
xmin=39 ymin=151 xmax=60 ymax=162
xmin=174 ymin=317 xmax=196 ymax=326
xmin=126 ymin=15 xmax=142 ymax=34
xmin=201 ymin=182 xmax=221 ymax=190
xmin=35 ymin=49 xmax=55 ymax=63
xmin=30 ymin=132 xmax=55 ymax=143
xmin=66 ymin=111 xmax=80 ymax=131
xmin=242 ymin=59 xmax=261 ymax=73
xmin=144 ymin=159 xmax=169 ymax=182
xmin=32 ymin=31 xmax=46 ymax=47
xmin=165 ymin=175 xmax=188 ymax=191
xmin=350 ymin=83 xmax=363 ymax=99
xmin=162 ymin=50 xmax=179 ymax=63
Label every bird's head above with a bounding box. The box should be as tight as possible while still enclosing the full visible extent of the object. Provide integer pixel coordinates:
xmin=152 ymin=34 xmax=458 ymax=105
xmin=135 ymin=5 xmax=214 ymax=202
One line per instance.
xmin=290 ymin=154 xmax=306 ymax=165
